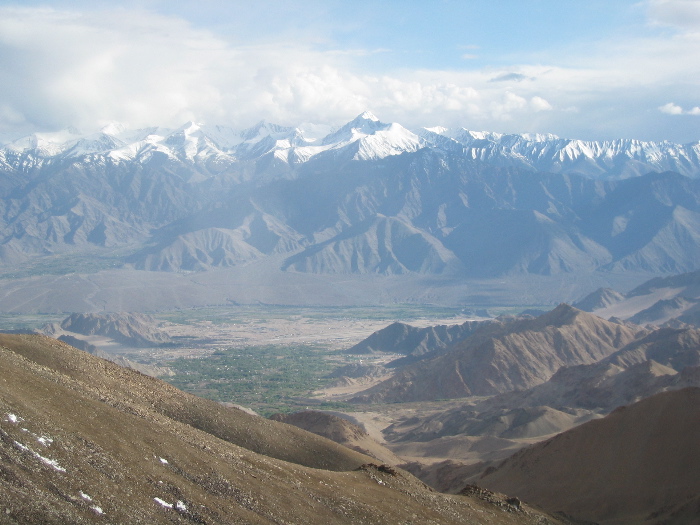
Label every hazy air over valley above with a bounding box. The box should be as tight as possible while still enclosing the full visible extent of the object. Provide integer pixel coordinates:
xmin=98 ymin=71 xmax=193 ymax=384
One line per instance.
xmin=0 ymin=1 xmax=699 ymax=523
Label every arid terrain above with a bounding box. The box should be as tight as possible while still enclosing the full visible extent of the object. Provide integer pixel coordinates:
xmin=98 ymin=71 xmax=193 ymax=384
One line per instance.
xmin=1 ymin=305 xmax=554 ymax=467
xmin=50 ymin=305 xmax=489 ymax=358
xmin=0 ymin=333 xmax=566 ymax=524
xmin=4 ymin=295 xmax=700 ymax=524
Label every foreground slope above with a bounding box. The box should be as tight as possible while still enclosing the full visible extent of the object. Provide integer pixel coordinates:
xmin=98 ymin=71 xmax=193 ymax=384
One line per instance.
xmin=479 ymin=388 xmax=700 ymax=525
xmin=0 ymin=334 xmax=562 ymax=524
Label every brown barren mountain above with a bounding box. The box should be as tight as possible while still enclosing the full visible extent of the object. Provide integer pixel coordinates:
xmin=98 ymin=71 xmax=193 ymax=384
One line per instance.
xmin=0 ymin=334 xmax=564 ymax=524
xmin=352 ymin=304 xmax=644 ymax=402
xmin=380 ymin=326 xmax=700 ymax=495
xmin=345 ymin=319 xmax=493 ymax=360
xmin=479 ymin=387 xmax=700 ymax=525
xmin=60 ymin=312 xmax=172 ymax=347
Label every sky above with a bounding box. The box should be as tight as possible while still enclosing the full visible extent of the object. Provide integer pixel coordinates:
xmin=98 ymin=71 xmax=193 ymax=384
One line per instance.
xmin=0 ymin=0 xmax=699 ymax=143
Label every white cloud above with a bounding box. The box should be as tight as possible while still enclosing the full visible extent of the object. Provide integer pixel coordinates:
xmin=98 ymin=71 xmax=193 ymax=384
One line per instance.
xmin=531 ymin=96 xmax=553 ymax=112
xmin=659 ymin=102 xmax=700 ymax=115
xmin=0 ymin=7 xmax=235 ymax=130
xmin=659 ymin=102 xmax=684 ymax=114
xmin=648 ymin=0 xmax=700 ymax=30
xmin=0 ymin=4 xmax=698 ymax=142
xmin=0 ymin=6 xmax=563 ymax=136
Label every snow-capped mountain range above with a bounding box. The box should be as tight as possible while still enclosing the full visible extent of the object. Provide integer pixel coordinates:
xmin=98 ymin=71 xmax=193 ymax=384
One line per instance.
xmin=3 ymin=111 xmax=699 ymax=178
xmin=1 ymin=112 xmax=700 ymax=281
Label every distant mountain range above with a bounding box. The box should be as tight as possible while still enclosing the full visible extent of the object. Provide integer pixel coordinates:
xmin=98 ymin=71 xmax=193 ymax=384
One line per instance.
xmin=5 ymin=112 xmax=699 ymax=177
xmin=575 ymin=269 xmax=700 ymax=326
xmin=1 ymin=112 xmax=700 ymax=281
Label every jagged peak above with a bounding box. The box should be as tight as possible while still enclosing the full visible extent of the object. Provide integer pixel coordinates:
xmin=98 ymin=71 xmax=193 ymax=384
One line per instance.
xmin=100 ymin=121 xmax=128 ymax=136
xmin=534 ymin=303 xmax=587 ymax=327
xmin=321 ymin=112 xmax=390 ymax=147
xmin=173 ymin=121 xmax=204 ymax=135
xmin=519 ymin=132 xmax=560 ymax=142
xmin=424 ymin=125 xmax=448 ymax=135
xmin=356 ymin=110 xmax=379 ymax=122
xmin=344 ymin=112 xmax=385 ymax=130
xmin=2 ymin=117 xmax=699 ymax=179
xmin=240 ymin=120 xmax=294 ymax=142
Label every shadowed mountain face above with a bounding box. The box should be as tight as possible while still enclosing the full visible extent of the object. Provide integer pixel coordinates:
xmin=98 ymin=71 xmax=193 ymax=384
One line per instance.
xmin=351 ymin=305 xmax=644 ymax=402
xmin=0 ymin=334 xmax=561 ymax=524
xmin=270 ymin=411 xmax=403 ymax=466
xmin=479 ymin=388 xmax=700 ymax=525
xmin=2 ymin=115 xmax=700 ymax=279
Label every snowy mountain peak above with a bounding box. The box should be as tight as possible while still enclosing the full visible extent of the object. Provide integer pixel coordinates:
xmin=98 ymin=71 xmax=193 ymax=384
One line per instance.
xmin=321 ymin=112 xmax=388 ymax=146
xmin=6 ymin=127 xmax=83 ymax=156
xmin=424 ymin=126 xmax=448 ymax=135
xmin=240 ymin=121 xmax=294 ymax=142
xmin=176 ymin=121 xmax=203 ymax=135
xmin=1 ymin=115 xmax=699 ymax=179
xmin=520 ymin=132 xmax=560 ymax=142
xmin=458 ymin=129 xmax=504 ymax=142
xmin=353 ymin=122 xmax=422 ymax=161
xmin=358 ymin=110 xmax=379 ymax=122
xmin=100 ymin=122 xmax=128 ymax=137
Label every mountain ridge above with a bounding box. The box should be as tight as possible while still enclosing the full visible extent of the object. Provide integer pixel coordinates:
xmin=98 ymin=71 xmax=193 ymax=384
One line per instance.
xmin=575 ymin=268 xmax=700 ymax=327
xmin=5 ymin=114 xmax=699 ymax=178
xmin=2 ymin=113 xmax=700 ymax=281
xmin=351 ymin=304 xmax=644 ymax=402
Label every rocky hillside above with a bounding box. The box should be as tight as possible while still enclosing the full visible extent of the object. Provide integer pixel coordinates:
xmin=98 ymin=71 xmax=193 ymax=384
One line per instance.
xmin=478 ymin=388 xmax=700 ymax=524
xmin=345 ymin=318 xmax=495 ymax=364
xmin=388 ymin=326 xmax=700 ymax=447
xmin=352 ymin=304 xmax=644 ymax=402
xmin=0 ymin=333 xmax=563 ymax=524
xmin=59 ymin=312 xmax=171 ymax=347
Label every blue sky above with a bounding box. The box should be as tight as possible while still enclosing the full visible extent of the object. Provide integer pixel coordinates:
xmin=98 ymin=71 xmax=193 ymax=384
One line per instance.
xmin=0 ymin=0 xmax=699 ymax=142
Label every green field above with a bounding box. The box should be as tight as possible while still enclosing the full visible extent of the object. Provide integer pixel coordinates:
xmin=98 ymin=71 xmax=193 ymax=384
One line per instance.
xmin=163 ymin=343 xmax=354 ymax=416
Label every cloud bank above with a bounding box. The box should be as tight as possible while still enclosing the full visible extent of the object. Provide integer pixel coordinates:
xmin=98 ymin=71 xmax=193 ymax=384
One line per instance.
xmin=0 ymin=2 xmax=698 ymax=143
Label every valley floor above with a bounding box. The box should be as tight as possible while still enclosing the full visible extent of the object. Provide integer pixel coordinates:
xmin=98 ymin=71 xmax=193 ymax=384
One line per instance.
xmin=0 ymin=264 xmax=655 ymax=313
xmin=0 ymin=303 xmax=547 ymax=472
